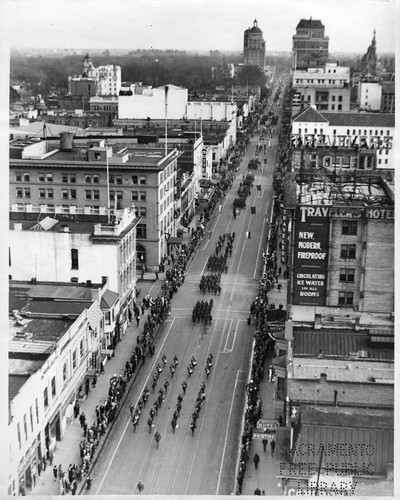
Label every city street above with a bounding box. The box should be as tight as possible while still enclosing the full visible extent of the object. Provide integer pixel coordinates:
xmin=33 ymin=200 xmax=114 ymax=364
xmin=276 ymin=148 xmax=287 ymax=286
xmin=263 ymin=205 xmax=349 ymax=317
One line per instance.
xmin=88 ymin=116 xmax=280 ymax=495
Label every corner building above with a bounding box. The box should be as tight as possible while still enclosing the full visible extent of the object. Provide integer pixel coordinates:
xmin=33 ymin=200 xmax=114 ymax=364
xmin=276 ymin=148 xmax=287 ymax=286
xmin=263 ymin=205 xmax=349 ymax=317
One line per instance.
xmin=292 ymin=18 xmax=329 ymax=70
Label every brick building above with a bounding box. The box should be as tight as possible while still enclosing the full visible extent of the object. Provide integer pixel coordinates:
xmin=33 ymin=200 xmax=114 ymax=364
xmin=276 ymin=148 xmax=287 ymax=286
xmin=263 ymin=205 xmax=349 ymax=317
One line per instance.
xmin=9 ymin=137 xmax=181 ymax=267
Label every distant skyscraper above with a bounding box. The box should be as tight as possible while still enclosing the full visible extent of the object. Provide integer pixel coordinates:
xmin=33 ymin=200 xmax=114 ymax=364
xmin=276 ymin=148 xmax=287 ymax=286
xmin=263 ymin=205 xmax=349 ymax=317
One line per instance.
xmin=360 ymin=30 xmax=378 ymax=76
xmin=292 ymin=18 xmax=329 ymax=70
xmin=243 ymin=19 xmax=266 ymax=69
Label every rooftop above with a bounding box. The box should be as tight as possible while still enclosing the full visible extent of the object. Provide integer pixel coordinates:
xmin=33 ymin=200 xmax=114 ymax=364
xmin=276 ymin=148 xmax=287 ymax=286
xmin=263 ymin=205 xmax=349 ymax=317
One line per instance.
xmin=9 ymin=374 xmax=31 ymax=402
xmin=292 ymin=328 xmax=394 ymax=361
xmin=301 ymin=405 xmax=394 ymax=429
xmin=292 ymin=106 xmax=329 ymax=123
xmin=293 ymin=106 xmax=395 ymax=128
xmin=20 ymin=300 xmax=91 ymax=317
xmin=296 ymin=19 xmax=325 ymax=30
xmin=100 ymin=289 xmax=120 ymax=309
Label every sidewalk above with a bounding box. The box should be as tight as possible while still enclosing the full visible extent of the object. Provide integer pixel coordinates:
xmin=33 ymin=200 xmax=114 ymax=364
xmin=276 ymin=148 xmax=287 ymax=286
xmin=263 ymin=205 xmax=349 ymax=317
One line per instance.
xmin=241 ymin=211 xmax=288 ymax=496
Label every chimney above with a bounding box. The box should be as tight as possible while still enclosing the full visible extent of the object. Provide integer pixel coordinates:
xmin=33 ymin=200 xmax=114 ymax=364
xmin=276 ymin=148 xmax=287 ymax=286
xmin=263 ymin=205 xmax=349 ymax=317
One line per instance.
xmin=320 ymin=372 xmax=327 ymax=383
xmin=101 ymin=276 xmax=109 ymax=286
xmin=86 ymin=280 xmax=92 ymax=287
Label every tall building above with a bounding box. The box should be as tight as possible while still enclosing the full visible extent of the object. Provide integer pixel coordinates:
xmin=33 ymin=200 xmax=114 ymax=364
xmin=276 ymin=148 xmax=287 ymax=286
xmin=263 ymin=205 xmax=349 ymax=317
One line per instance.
xmin=243 ymin=19 xmax=266 ymax=69
xmin=292 ymin=18 xmax=329 ymax=70
xmin=360 ymin=30 xmax=378 ymax=76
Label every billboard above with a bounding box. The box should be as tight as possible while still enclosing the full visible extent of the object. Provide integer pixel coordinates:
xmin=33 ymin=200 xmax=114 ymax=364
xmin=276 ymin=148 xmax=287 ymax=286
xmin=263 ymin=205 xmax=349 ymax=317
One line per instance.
xmin=293 ymin=206 xmax=330 ymax=305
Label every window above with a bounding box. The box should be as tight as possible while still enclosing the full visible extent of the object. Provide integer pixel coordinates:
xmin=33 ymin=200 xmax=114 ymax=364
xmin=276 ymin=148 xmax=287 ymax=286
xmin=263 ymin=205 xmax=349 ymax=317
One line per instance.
xmin=46 ymin=189 xmax=53 ymax=198
xmin=70 ymin=174 xmax=76 ymax=183
xmin=338 ymin=291 xmax=354 ymax=305
xmin=93 ymin=175 xmax=99 ymax=184
xmin=23 ymin=173 xmax=30 ymax=182
xmin=71 ymin=248 xmax=79 ymax=270
xmin=342 ymin=220 xmax=358 ymax=235
xmin=46 ymin=173 xmax=53 ymax=182
xmin=16 ymin=188 xmax=23 ymax=198
xmin=137 ymin=207 xmax=146 ymax=217
xmin=338 ymin=105 xmax=342 ymax=110
xmin=62 ymin=189 xmax=69 ymax=200
xmin=139 ymin=176 xmax=146 ymax=185
xmin=17 ymin=423 xmax=21 ymax=450
xmin=23 ymin=414 xmax=28 ymax=440
xmin=85 ymin=174 xmax=92 ymax=183
xmin=340 ymin=268 xmax=355 ymax=282
xmin=105 ymin=311 xmax=111 ymax=325
xmin=340 ymin=244 xmax=356 ymax=259
xmin=24 ymin=188 xmax=31 ymax=198
xmin=93 ymin=190 xmax=100 ymax=200
xmin=35 ymin=398 xmax=39 ymax=424
xmin=338 ymin=96 xmax=343 ymax=102
xmin=331 ymin=105 xmax=335 ymax=110
xmin=132 ymin=175 xmax=138 ymax=185
xmin=72 ymin=350 xmax=77 ymax=370
xmin=70 ymin=189 xmax=77 ymax=199
xmin=43 ymin=387 xmax=49 ymax=408
xmin=139 ymin=191 xmax=146 ymax=201
xmin=62 ymin=173 xmax=68 ymax=183
xmin=51 ymin=376 xmax=56 ymax=397
xmin=15 ymin=172 xmax=22 ymax=181
xmin=63 ymin=362 xmax=67 ymax=382
xmin=80 ymin=339 xmax=84 ymax=357
xmin=115 ymin=175 xmax=122 ymax=185
xmin=38 ymin=173 xmax=45 ymax=182
xmin=29 ymin=406 xmax=34 ymax=433
xmin=136 ymin=224 xmax=147 ymax=238
xmin=332 ymin=95 xmax=335 ymax=102
xmin=85 ymin=190 xmax=92 ymax=200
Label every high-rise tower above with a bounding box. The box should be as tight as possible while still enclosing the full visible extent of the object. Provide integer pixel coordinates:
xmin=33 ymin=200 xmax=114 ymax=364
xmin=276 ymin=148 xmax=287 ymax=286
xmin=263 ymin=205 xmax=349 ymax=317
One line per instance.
xmin=292 ymin=18 xmax=329 ymax=70
xmin=243 ymin=19 xmax=266 ymax=70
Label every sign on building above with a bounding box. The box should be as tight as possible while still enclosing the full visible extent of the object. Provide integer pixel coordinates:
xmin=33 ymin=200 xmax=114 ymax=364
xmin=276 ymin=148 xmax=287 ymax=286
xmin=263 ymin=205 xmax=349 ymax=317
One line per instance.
xmin=293 ymin=205 xmax=330 ymax=305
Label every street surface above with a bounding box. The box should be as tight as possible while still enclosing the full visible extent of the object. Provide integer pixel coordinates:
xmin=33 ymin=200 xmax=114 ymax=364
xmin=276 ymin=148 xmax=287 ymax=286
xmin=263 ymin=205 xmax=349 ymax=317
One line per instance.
xmin=88 ymin=93 xmax=282 ymax=496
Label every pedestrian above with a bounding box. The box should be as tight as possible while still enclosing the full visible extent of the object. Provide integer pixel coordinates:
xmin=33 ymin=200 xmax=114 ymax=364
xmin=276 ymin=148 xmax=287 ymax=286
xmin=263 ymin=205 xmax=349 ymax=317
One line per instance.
xmin=254 ymin=487 xmax=261 ymax=495
xmin=190 ymin=420 xmax=196 ymax=436
xmin=247 ymin=316 xmax=251 ymax=325
xmin=270 ymin=438 xmax=276 ymax=457
xmin=262 ymin=437 xmax=268 ymax=452
xmin=171 ymin=418 xmax=177 ymax=434
xmin=53 ymin=465 xmax=58 ymax=480
xmin=137 ymin=480 xmax=144 ymax=493
xmin=253 ymin=452 xmax=260 ymax=469
xmin=154 ymin=431 xmax=161 ymax=449
xmin=42 ymin=455 xmax=47 ymax=471
xmin=136 ymin=315 xmax=140 ymax=327
xmin=164 ymin=379 xmax=169 ymax=393
xmin=182 ymin=381 xmax=187 ymax=395
xmin=148 ymin=417 xmax=153 ymax=433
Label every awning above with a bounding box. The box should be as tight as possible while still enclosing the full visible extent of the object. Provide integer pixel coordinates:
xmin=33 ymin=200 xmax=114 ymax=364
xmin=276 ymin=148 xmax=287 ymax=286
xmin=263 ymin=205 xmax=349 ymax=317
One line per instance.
xmin=167 ymin=237 xmax=183 ymax=245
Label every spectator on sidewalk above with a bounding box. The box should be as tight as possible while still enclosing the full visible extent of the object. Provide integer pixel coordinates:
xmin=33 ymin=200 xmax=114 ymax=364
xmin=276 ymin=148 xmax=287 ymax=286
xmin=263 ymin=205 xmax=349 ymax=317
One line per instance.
xmin=262 ymin=436 xmax=268 ymax=452
xmin=53 ymin=465 xmax=58 ymax=480
xmin=270 ymin=438 xmax=276 ymax=457
xmin=254 ymin=487 xmax=261 ymax=495
xmin=253 ymin=452 xmax=260 ymax=469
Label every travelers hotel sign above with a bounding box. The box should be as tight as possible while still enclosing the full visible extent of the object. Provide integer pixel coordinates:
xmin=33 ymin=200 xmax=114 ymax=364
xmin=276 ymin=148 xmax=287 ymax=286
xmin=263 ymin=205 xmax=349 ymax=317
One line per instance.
xmin=293 ymin=205 xmax=329 ymax=305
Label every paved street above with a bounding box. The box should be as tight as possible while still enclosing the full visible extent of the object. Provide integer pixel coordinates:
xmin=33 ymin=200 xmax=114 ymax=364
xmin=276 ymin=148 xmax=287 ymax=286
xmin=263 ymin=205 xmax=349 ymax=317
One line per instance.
xmin=87 ymin=119 xmax=282 ymax=495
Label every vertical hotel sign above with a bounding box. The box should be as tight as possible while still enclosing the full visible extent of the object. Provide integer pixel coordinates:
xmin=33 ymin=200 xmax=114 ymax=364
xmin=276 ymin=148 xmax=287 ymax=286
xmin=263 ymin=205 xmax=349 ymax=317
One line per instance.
xmin=293 ymin=206 xmax=329 ymax=305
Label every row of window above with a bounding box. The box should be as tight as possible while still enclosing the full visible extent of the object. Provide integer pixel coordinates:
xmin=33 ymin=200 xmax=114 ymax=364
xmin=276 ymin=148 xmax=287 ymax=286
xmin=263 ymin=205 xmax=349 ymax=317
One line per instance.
xmin=17 ymin=340 xmax=85 ymax=450
xmin=14 ymin=173 xmax=148 ymax=185
xmin=16 ymin=188 xmax=148 ymax=202
xmin=297 ymin=127 xmax=391 ymax=136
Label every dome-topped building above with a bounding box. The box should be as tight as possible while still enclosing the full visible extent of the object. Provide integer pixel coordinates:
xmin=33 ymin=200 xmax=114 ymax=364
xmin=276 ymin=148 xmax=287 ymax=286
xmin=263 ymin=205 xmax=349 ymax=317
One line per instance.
xmin=243 ymin=19 xmax=266 ymax=69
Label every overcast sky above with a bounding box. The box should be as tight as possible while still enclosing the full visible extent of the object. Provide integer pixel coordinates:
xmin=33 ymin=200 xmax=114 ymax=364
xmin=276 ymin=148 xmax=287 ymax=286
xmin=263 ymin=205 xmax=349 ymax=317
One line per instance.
xmin=4 ymin=0 xmax=398 ymax=54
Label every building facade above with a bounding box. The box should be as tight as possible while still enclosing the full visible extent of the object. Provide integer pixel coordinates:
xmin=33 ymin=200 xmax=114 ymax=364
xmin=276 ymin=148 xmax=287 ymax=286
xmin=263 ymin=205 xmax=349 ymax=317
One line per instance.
xmin=9 ymin=137 xmax=180 ymax=268
xmin=292 ymin=63 xmax=351 ymax=113
xmin=243 ymin=19 xmax=266 ymax=69
xmin=291 ymin=106 xmax=395 ymax=170
xmin=8 ymin=281 xmax=105 ymax=495
xmin=292 ymin=18 xmax=329 ymax=70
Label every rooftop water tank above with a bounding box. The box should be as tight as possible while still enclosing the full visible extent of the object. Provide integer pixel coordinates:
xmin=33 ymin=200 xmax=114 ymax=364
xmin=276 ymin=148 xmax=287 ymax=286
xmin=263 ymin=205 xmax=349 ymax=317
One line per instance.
xmin=60 ymin=131 xmax=74 ymax=151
